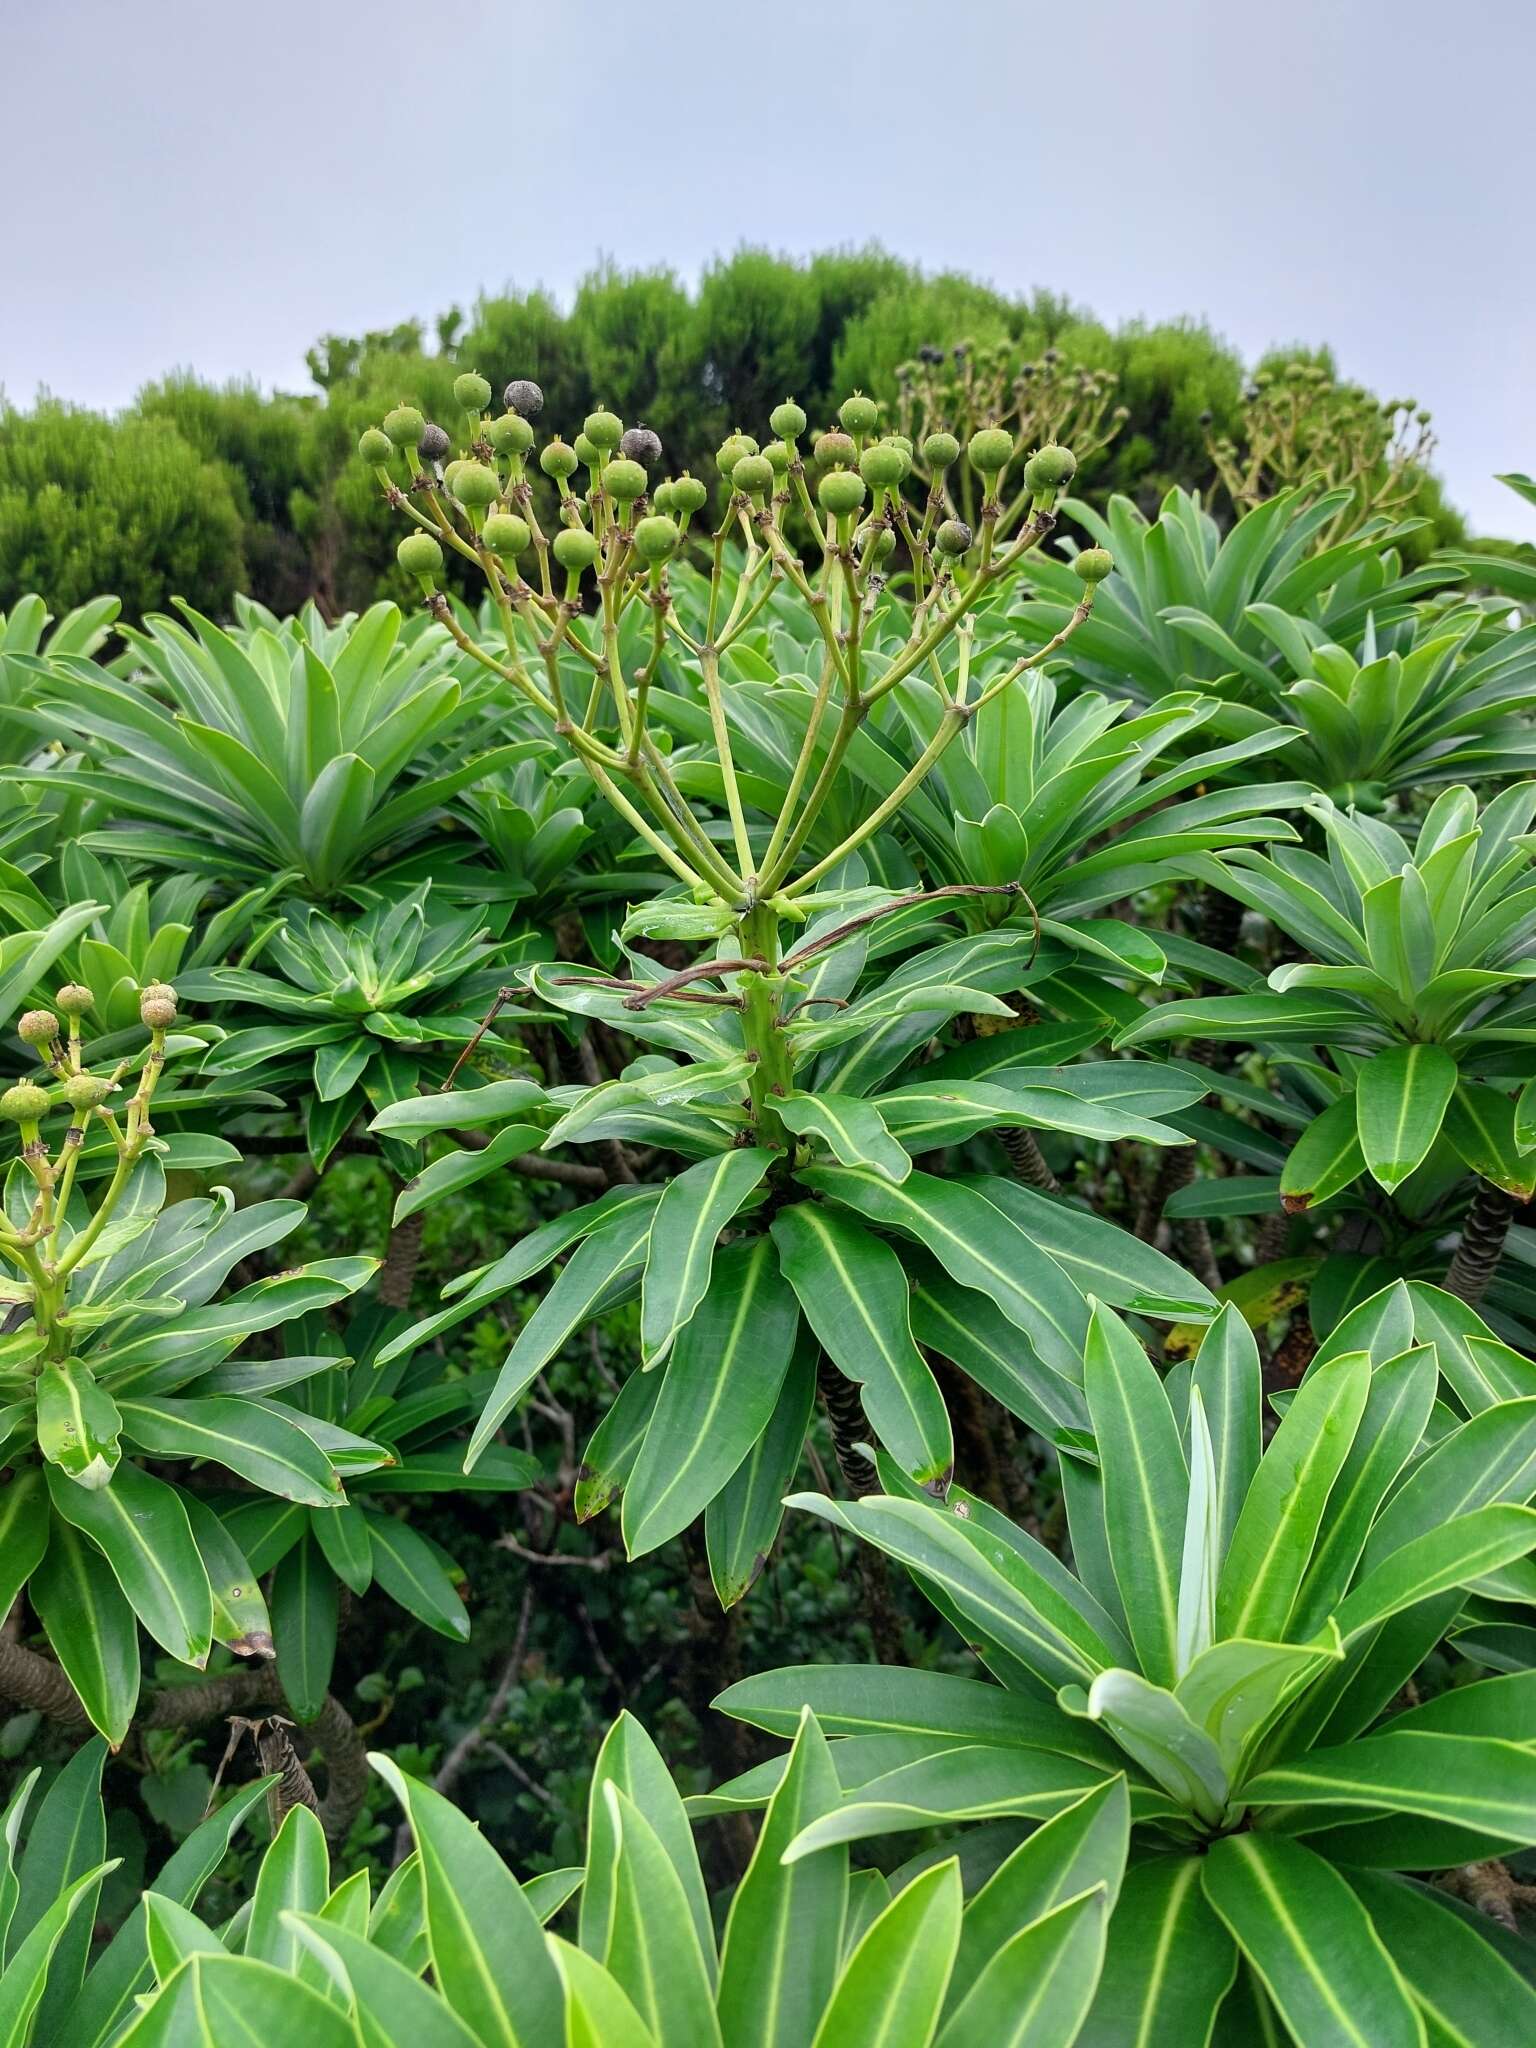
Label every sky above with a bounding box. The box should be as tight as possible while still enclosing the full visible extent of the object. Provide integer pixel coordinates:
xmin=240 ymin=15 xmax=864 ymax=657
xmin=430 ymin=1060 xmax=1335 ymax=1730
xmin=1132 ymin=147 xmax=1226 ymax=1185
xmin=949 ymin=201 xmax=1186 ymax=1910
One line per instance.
xmin=7 ymin=0 xmax=1533 ymax=538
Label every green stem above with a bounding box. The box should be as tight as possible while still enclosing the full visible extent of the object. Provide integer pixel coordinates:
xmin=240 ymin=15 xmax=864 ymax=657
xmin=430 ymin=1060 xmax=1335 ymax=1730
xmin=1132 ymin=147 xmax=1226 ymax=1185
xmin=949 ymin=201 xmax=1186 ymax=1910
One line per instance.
xmin=737 ymin=904 xmax=792 ymax=1152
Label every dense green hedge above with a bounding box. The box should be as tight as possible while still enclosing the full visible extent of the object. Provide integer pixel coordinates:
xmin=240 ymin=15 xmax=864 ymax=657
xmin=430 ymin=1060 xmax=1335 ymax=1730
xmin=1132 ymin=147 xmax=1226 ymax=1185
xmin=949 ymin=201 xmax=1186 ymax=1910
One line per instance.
xmin=0 ymin=247 xmax=1471 ymax=626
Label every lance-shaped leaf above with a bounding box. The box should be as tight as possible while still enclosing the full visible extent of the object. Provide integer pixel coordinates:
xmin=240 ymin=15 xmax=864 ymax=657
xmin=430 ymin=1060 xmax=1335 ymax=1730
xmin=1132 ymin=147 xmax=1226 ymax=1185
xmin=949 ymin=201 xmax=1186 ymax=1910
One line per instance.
xmin=935 ymin=1887 xmax=1109 ymax=2048
xmin=6 ymin=1734 xmax=105 ymax=2025
xmin=182 ymin=1492 xmax=274 ymax=1657
xmin=980 ymin=1178 xmax=1216 ymax=1320
xmin=800 ymin=1166 xmax=1088 ymax=1382
xmin=46 ymin=1463 xmax=211 ymax=1669
xmin=1280 ymin=1092 xmax=1366 ymax=1210
xmin=1334 ymin=1503 xmax=1536 ymax=1645
xmin=287 ymin=1912 xmax=485 ymax=2048
xmin=1066 ymin=1669 xmax=1229 ymax=1825
xmin=273 ymin=1531 xmax=337 ymax=1720
xmin=551 ymin=1938 xmax=657 ymax=2048
xmin=465 ymin=1203 xmax=655 ymax=1469
xmin=808 ymin=1859 xmax=962 ymax=2048
xmin=1289 ymin=1346 xmax=1437 ymax=1638
xmin=366 ymin=1514 xmax=470 ymax=1641
xmin=393 ymin=1122 xmax=548 ymax=1223
xmin=1201 ymin=1834 xmax=1421 ymax=2048
xmin=1215 ymin=1349 xmax=1368 ymax=1643
xmin=1117 ymin=990 xmax=1373 ymax=1048
xmin=773 ymin=1204 xmax=951 ymax=1488
xmin=245 ymin=1804 xmax=331 ymax=1978
xmin=35 ymin=1363 xmax=121 ymax=1490
xmin=580 ymin=1711 xmax=714 ymax=1971
xmin=1083 ymin=1303 xmax=1187 ymax=1688
xmin=370 ymin=1752 xmax=563 ymax=2048
xmin=624 ymin=1238 xmax=799 ymax=1557
xmin=0 ymin=1861 xmax=119 ymax=2048
xmin=706 ymin=1335 xmax=816 ymax=1607
xmin=575 ymin=1368 xmax=663 ymax=1522
xmin=1177 ymin=1388 xmax=1220 ymax=1675
xmin=945 ymin=1776 xmax=1128 ymax=2017
xmin=1363 ymin=1398 xmax=1536 ymax=1567
xmin=114 ymin=1953 xmax=356 ymax=2046
xmin=1080 ymin=1854 xmax=1236 ymax=2047
xmin=0 ymin=1468 xmax=49 ymax=1628
xmin=716 ymin=1710 xmax=847 ymax=2048
xmin=790 ymin=1491 xmax=1119 ymax=1691
xmin=1175 ymin=1630 xmax=1344 ymax=1782
xmin=1347 ymin=1869 xmax=1536 ymax=2046
xmin=1355 ymin=1042 xmax=1458 ymax=1193
xmin=603 ymin=1786 xmax=723 ymax=2048
xmin=1188 ymin=1304 xmax=1261 ymax=1568
xmin=1247 ymin=1727 xmax=1536 ymax=1846
xmin=368 ymin=1077 xmax=548 ymax=1136
xmin=639 ymin=1147 xmax=771 ymax=1370
xmin=1443 ymin=1082 xmax=1536 ymax=1199
xmin=27 ymin=1516 xmax=138 ymax=1744
xmin=779 ymin=1090 xmax=912 ymax=1182
xmin=116 ymin=1394 xmax=344 ymax=1506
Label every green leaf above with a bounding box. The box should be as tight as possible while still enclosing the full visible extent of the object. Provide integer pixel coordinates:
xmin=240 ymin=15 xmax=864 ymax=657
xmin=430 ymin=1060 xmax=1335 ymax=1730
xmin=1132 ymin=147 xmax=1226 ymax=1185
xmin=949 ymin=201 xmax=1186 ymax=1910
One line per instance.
xmin=309 ymin=1500 xmax=373 ymax=1596
xmin=1176 ymin=1633 xmax=1343 ymax=1782
xmin=579 ymin=1711 xmax=713 ymax=1972
xmin=35 ymin=1364 xmax=121 ymax=1489
xmin=772 ymin=1205 xmax=951 ymax=1489
xmin=706 ymin=1335 xmax=815 ymax=1607
xmin=639 ymin=1148 xmax=772 ymax=1367
xmin=716 ymin=1710 xmax=847 ymax=2048
xmin=1355 ymin=1044 xmax=1458 ymax=1194
xmin=272 ymin=1531 xmax=337 ymax=1720
xmin=1347 ymin=1870 xmax=1536 ymax=2046
xmin=144 ymin=1895 xmax=223 ymax=1981
xmin=980 ymin=1178 xmax=1216 ymax=1320
xmin=116 ymin=1395 xmax=344 ymax=1507
xmin=1189 ymin=1305 xmax=1261 ymax=1569
xmin=779 ymin=1092 xmax=911 ymax=1182
xmin=1201 ymin=1833 xmax=1423 ymax=2048
xmin=365 ymin=1513 xmax=470 ymax=1641
xmin=286 ymin=1912 xmax=484 ymax=2048
xmin=245 ymin=1804 xmax=330 ymax=1978
xmin=114 ymin=1953 xmax=356 ymax=2047
xmin=550 ymin=1937 xmax=658 ymax=2048
xmin=574 ymin=1369 xmax=662 ymax=1523
xmin=0 ymin=1469 xmax=50 ymax=1629
xmin=798 ymin=1165 xmax=1089 ymax=1383
xmin=945 ymin=1776 xmax=1128 ymax=2017
xmin=370 ymin=1751 xmax=563 ymax=2048
xmin=1083 ymin=1303 xmax=1187 ymax=1687
xmin=1363 ymin=1399 xmax=1536 ymax=1568
xmin=1070 ymin=1668 xmax=1229 ymax=1825
xmin=624 ymin=1238 xmax=800 ymax=1558
xmin=1079 ymin=1854 xmax=1236 ymax=2047
xmin=7 ymin=1733 xmax=105 ymax=2031
xmin=1215 ymin=1349 xmax=1368 ymax=1642
xmin=392 ymin=1123 xmax=547 ymax=1223
xmin=808 ymin=1859 xmax=962 ymax=2048
xmin=1280 ymin=1094 xmax=1366 ymax=1210
xmin=1334 ymin=1504 xmax=1536 ymax=1644
xmin=465 ymin=1203 xmax=656 ymax=1470
xmin=1443 ymin=1084 xmax=1536 ymax=1200
xmin=602 ymin=1786 xmax=723 ymax=2048
xmin=934 ymin=1887 xmax=1109 ymax=2048
xmin=0 ymin=1861 xmax=118 ymax=2048
xmin=368 ymin=1078 xmax=548 ymax=1136
xmin=1177 ymin=1388 xmax=1220 ymax=1674
xmin=1249 ymin=1727 xmax=1536 ymax=1850
xmin=46 ymin=1463 xmax=211 ymax=1668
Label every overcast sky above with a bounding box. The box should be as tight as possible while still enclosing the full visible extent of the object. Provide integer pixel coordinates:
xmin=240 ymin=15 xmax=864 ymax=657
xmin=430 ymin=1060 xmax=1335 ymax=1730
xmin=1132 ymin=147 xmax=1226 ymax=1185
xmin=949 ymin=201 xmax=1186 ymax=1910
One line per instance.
xmin=8 ymin=0 xmax=1532 ymax=537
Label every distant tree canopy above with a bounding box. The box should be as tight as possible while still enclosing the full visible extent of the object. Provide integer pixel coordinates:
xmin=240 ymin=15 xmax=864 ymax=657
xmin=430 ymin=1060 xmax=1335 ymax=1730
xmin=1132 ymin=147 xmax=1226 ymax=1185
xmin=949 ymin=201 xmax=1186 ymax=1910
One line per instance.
xmin=0 ymin=245 xmax=1476 ymax=622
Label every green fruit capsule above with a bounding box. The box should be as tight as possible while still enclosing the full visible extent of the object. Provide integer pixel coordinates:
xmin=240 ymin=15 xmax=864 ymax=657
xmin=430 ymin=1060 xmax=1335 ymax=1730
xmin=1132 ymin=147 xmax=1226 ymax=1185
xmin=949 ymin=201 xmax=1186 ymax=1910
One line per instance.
xmin=859 ymin=440 xmax=908 ymax=488
xmin=935 ymin=519 xmax=973 ymax=556
xmin=552 ymin=526 xmax=601 ymax=573
xmin=839 ymin=392 xmax=879 ymax=435
xmin=383 ymin=404 xmax=425 ymax=448
xmin=818 ymin=470 xmax=867 ymax=519
xmin=486 ymin=411 xmax=534 ymax=455
xmin=358 ymin=426 xmax=393 ymax=464
xmin=454 ymin=371 xmax=492 ymax=413
xmin=573 ymin=433 xmax=601 ymax=470
xmin=922 ymin=430 xmax=959 ymax=469
xmin=855 ymin=520 xmax=896 ymax=562
xmin=769 ymin=399 xmax=807 ymax=440
xmin=18 ymin=1009 xmax=59 ymax=1047
xmin=632 ymin=514 xmax=680 ymax=563
xmin=540 ymin=438 xmax=579 ymax=480
xmin=669 ymin=474 xmax=708 ymax=516
xmin=0 ymin=1083 xmax=50 ymax=1124
xmin=397 ymin=531 xmax=445 ymax=583
xmin=651 ymin=481 xmax=675 ymax=515
xmin=63 ymin=1074 xmax=114 ymax=1112
xmin=604 ymin=458 xmax=648 ymax=503
xmin=763 ymin=440 xmax=790 ymax=473
xmin=1072 ymin=546 xmax=1113 ymax=584
xmin=454 ymin=462 xmax=501 ymax=509
xmin=813 ymin=430 xmax=856 ymax=468
xmin=1025 ymin=442 xmax=1077 ymax=491
xmin=484 ymin=512 xmax=532 ymax=557
xmin=732 ymin=453 xmax=775 ymax=496
xmin=55 ymin=984 xmax=93 ymax=1017
xmin=583 ymin=409 xmax=624 ymax=451
xmin=716 ymin=432 xmax=759 ymax=477
xmin=968 ymin=426 xmax=1014 ymax=475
